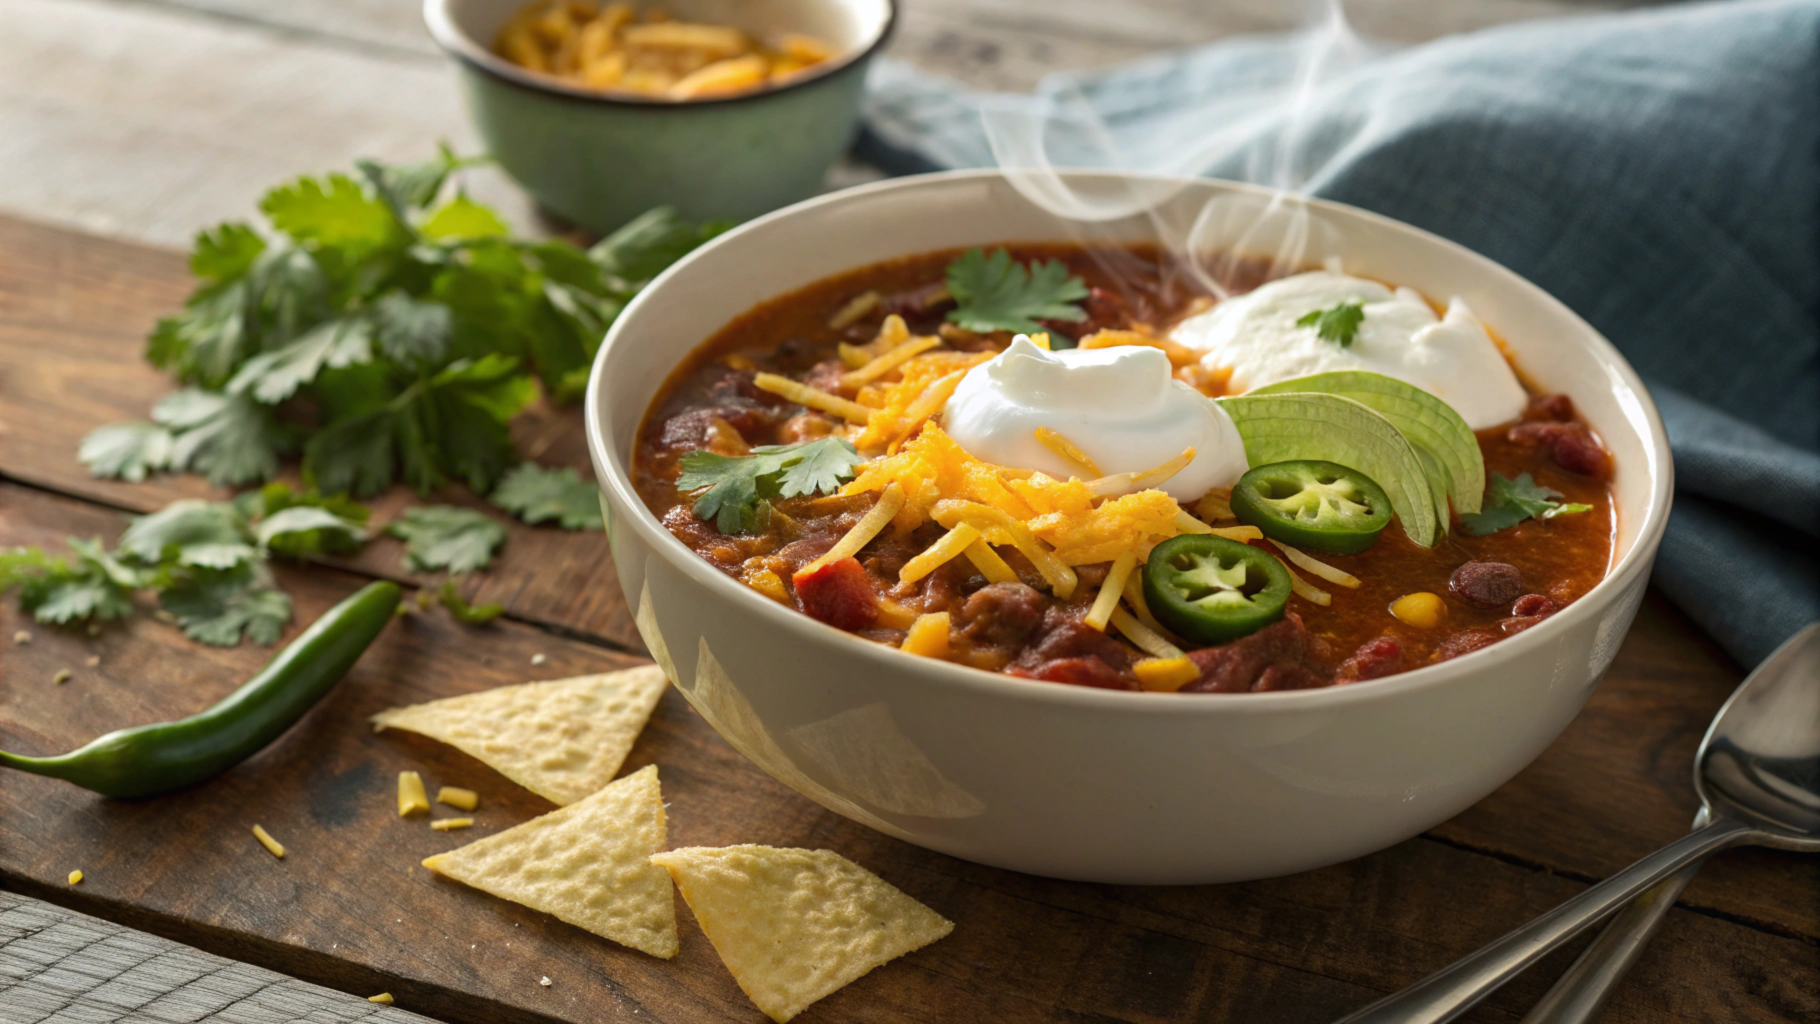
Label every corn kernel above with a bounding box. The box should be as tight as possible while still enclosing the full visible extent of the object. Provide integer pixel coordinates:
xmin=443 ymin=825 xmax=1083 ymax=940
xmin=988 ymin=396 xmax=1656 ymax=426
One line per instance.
xmin=902 ymin=612 xmax=952 ymax=659
xmin=68 ymin=869 xmax=83 ymax=885
xmin=398 ymin=771 xmax=430 ymax=817
xmin=741 ymin=567 xmax=789 ymax=604
xmin=1133 ymin=656 xmax=1200 ymax=692
xmin=369 ymin=993 xmax=394 ymax=1005
xmin=1391 ymin=591 xmax=1446 ymax=629
xmin=252 ymin=824 xmax=285 ymax=859
xmin=430 ymin=817 xmax=475 ymax=831
xmin=436 ymin=786 xmax=479 ymax=812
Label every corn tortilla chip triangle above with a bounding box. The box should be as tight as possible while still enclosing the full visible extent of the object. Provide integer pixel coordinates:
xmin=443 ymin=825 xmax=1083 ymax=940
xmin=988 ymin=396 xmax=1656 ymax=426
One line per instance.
xmin=422 ymin=764 xmax=677 ymax=958
xmin=371 ymin=666 xmax=666 ymax=805
xmin=650 ymin=845 xmax=952 ymax=1022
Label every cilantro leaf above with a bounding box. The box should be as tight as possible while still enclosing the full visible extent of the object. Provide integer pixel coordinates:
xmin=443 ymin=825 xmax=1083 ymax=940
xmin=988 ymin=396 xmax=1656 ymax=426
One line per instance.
xmin=1459 ymin=472 xmax=1594 ymax=536
xmin=0 ymin=540 xmax=140 ymax=625
xmin=260 ymin=172 xmax=400 ymax=259
xmin=304 ymin=407 xmax=398 ymax=498
xmin=154 ymin=388 xmax=290 ymax=487
xmin=117 ymin=500 xmax=257 ymax=569
xmin=191 ymin=223 xmax=266 ymax=282
xmin=438 ymin=580 xmax=504 ymax=624
xmin=255 ymin=506 xmax=368 ymax=558
xmin=226 ymin=317 xmax=373 ymax=403
xmin=80 ymin=421 xmax=174 ymax=482
xmin=945 ymin=248 xmax=1090 ymax=335
xmin=490 ymin=463 xmax=605 ymax=530
xmin=590 ymin=206 xmax=728 ymax=284
xmin=355 ymin=145 xmax=470 ymax=216
xmin=422 ymin=193 xmax=511 ymax=241
xmin=387 ymin=506 xmax=507 ymax=573
xmin=1296 ymin=301 xmax=1366 ymax=347
xmin=676 ymin=437 xmax=862 ymax=534
xmin=159 ymin=565 xmax=292 ymax=646
xmin=371 ymin=291 xmax=452 ymax=367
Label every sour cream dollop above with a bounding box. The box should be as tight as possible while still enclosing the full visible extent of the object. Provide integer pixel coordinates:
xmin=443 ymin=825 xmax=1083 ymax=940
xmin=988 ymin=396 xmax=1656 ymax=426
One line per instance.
xmin=1169 ymin=271 xmax=1527 ymax=430
xmin=941 ymin=336 xmax=1248 ymax=501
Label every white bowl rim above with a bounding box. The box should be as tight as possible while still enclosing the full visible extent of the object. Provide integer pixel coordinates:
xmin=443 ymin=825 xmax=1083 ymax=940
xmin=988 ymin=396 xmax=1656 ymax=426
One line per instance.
xmin=585 ymin=168 xmax=1674 ymax=716
xmin=423 ymin=0 xmax=897 ymax=110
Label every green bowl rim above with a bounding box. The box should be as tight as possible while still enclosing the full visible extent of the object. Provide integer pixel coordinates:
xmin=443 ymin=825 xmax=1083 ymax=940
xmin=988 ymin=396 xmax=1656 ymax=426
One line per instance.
xmin=424 ymin=0 xmax=897 ymax=110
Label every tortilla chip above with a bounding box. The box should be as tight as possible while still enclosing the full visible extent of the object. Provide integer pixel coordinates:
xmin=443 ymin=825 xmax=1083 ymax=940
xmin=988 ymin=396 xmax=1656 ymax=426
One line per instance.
xmin=371 ymin=666 xmax=667 ymax=805
xmin=650 ymin=845 xmax=952 ymax=1021
xmin=422 ymin=764 xmax=677 ymax=958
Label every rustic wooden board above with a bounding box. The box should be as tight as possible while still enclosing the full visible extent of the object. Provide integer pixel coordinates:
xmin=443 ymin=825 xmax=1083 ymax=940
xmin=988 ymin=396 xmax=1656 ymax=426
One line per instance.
xmin=3 ymin=482 xmax=1817 ymax=1024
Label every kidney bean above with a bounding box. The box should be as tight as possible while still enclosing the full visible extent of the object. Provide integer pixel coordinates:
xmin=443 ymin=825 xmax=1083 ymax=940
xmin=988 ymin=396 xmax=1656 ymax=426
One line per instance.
xmin=1500 ymin=615 xmax=1551 ymax=635
xmin=792 ymin=556 xmax=879 ymax=631
xmin=1335 ymin=637 xmax=1405 ymax=683
xmin=1524 ymin=393 xmax=1576 ymax=422
xmin=1450 ymin=561 xmax=1524 ymax=608
xmin=1508 ymin=421 xmax=1612 ymax=480
xmin=1438 ymin=629 xmax=1500 ymax=660
xmin=1512 ymin=593 xmax=1558 ymax=617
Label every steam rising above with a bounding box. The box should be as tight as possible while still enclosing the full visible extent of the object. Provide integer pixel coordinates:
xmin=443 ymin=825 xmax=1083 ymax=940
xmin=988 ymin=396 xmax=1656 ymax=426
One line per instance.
xmin=979 ymin=0 xmax=1389 ymax=299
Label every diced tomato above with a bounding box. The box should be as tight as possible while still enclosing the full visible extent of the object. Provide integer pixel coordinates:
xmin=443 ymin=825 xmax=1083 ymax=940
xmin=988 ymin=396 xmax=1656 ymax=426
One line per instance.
xmin=791 ymin=557 xmax=879 ymax=631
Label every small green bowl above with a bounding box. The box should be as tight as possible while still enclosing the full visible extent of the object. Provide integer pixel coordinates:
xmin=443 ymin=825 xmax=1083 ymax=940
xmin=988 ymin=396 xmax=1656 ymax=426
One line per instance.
xmin=424 ymin=0 xmax=895 ymax=234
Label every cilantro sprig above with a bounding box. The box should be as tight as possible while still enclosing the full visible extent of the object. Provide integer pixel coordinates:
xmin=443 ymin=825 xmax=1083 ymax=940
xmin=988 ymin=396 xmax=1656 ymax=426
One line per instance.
xmin=1296 ymin=301 xmax=1365 ymax=347
xmin=490 ymin=463 xmax=605 ymax=530
xmin=677 ymin=438 xmax=864 ymax=534
xmin=83 ymin=148 xmax=727 ymax=501
xmin=945 ymin=248 xmax=1089 ymax=335
xmin=1459 ymin=472 xmax=1594 ymax=536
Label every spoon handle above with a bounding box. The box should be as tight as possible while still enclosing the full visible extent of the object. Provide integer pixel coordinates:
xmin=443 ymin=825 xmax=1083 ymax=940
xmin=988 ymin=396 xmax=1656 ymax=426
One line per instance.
xmin=1331 ymin=817 xmax=1757 ymax=1024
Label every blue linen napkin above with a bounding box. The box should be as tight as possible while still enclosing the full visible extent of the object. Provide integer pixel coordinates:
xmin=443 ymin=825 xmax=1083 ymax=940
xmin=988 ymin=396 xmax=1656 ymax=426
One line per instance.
xmin=857 ymin=0 xmax=1820 ymax=668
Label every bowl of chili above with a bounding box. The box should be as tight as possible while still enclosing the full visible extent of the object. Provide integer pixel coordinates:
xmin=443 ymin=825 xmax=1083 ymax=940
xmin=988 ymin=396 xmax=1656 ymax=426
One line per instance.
xmin=584 ymin=170 xmax=1672 ymax=884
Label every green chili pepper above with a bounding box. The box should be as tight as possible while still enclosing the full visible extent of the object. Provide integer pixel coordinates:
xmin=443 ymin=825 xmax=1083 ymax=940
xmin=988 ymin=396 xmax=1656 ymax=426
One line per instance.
xmin=0 ymin=580 xmax=401 ymax=798
xmin=1229 ymin=459 xmax=1393 ymax=555
xmin=1143 ymin=535 xmax=1292 ymax=645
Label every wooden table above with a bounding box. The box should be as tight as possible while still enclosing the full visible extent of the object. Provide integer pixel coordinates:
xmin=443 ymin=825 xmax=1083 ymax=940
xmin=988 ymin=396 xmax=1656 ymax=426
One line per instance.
xmin=4 ymin=2 xmax=1815 ymax=1023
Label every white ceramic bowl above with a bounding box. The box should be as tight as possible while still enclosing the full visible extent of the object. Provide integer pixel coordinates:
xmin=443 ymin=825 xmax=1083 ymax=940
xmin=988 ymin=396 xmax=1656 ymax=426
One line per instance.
xmin=584 ymin=171 xmax=1673 ymax=884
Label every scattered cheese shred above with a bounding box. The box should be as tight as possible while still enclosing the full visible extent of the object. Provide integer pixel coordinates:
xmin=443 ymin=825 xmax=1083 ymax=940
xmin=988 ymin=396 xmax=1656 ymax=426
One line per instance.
xmin=431 ymin=818 xmax=475 ymax=831
xmin=1269 ymin=540 xmax=1361 ymax=588
xmin=902 ymin=613 xmax=952 ymax=659
xmin=1028 ymin=331 xmax=1053 ymax=350
xmin=437 ymin=786 xmax=479 ymax=812
xmin=1028 ymin=490 xmax=1181 ymax=568
xmin=933 ymin=500 xmax=1077 ymax=598
xmin=1109 ymin=607 xmax=1185 ymax=660
xmin=838 ymin=312 xmax=910 ymax=367
xmin=1079 ymin=328 xmax=1202 ymax=365
xmin=828 ymin=290 xmax=881 ymax=331
xmin=741 ymin=565 xmax=790 ymax=604
xmin=252 ymin=824 xmax=285 ymax=859
xmin=899 ymin=522 xmax=981 ymax=584
xmin=842 ymin=336 xmax=942 ymax=389
xmin=1210 ymin=525 xmax=1263 ymax=542
xmin=1133 ymin=656 xmax=1201 ymax=692
xmin=1120 ymin=570 xmax=1183 ymax=646
xmin=398 ymin=771 xmax=430 ymax=818
xmin=962 ymin=539 xmax=1019 ymax=584
xmin=801 ymin=483 xmax=904 ymax=575
xmin=874 ymin=597 xmax=921 ymax=631
xmin=67 ymin=869 xmax=82 ymax=885
xmin=1085 ymin=551 xmax=1138 ymax=632
xmin=1280 ymin=560 xmax=1333 ymax=606
xmin=754 ymin=372 xmax=873 ymax=423
xmin=1194 ymin=488 xmax=1235 ymax=521
xmin=369 ymin=993 xmax=394 ymax=1005
xmin=1088 ymin=447 xmax=1195 ymax=498
xmin=1172 ymin=509 xmax=1215 ymax=535
xmin=1034 ymin=426 xmax=1102 ymax=477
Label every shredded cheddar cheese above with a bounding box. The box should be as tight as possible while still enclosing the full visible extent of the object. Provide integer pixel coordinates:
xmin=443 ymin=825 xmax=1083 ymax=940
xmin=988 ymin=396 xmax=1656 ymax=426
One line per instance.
xmin=1085 ymin=551 xmax=1138 ymax=631
xmin=252 ymin=824 xmax=285 ymax=859
xmin=398 ymin=771 xmax=430 ymax=817
xmin=933 ymin=500 xmax=1078 ymax=598
xmin=1109 ymin=607 xmax=1185 ymax=660
xmin=828 ymin=290 xmax=881 ymax=331
xmin=842 ymin=335 xmax=942 ymax=389
xmin=430 ymin=817 xmax=475 ymax=831
xmin=1034 ymin=426 xmax=1102 ymax=477
xmin=1133 ymin=656 xmax=1201 ymax=692
xmin=754 ymin=373 xmax=873 ymax=423
xmin=1269 ymin=540 xmax=1361 ymax=588
xmin=838 ymin=312 xmax=910 ymax=367
xmin=1280 ymin=560 xmax=1333 ymax=606
xmin=899 ymin=522 xmax=982 ymax=584
xmin=1079 ymin=328 xmax=1202 ymax=366
xmin=437 ymin=786 xmax=479 ymax=812
xmin=963 ymin=539 xmax=1019 ymax=584
xmin=1087 ymin=447 xmax=1195 ymax=498
xmin=1028 ymin=490 xmax=1182 ymax=567
xmin=802 ymin=483 xmax=904 ymax=575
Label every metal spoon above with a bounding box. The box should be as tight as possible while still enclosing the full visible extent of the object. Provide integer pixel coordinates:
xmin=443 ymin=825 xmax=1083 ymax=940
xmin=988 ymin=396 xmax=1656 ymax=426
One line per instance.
xmin=1332 ymin=621 xmax=1820 ymax=1024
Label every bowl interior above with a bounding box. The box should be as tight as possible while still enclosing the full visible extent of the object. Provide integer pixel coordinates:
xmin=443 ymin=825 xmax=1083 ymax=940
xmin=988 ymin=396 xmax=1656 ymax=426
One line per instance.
xmin=431 ymin=0 xmax=892 ymax=83
xmin=591 ymin=171 xmax=1670 ymax=695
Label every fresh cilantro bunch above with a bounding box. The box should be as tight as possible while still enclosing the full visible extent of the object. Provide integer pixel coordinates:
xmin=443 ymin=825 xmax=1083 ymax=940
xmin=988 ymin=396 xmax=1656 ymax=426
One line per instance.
xmin=1296 ymin=301 xmax=1365 ymax=347
xmin=1459 ymin=472 xmax=1594 ymax=536
xmin=82 ymin=147 xmax=726 ymax=501
xmin=677 ymin=438 xmax=864 ymax=534
xmin=0 ymin=485 xmax=368 ymax=645
xmin=945 ymin=248 xmax=1089 ymax=336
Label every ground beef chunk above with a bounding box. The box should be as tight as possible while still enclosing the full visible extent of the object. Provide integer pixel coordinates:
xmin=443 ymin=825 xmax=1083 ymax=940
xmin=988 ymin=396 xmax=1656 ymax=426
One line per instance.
xmin=776 ymin=413 xmax=833 ymax=445
xmin=1335 ymin=637 xmax=1405 ymax=683
xmin=1508 ymin=420 xmax=1612 ymax=479
xmin=1524 ymin=393 xmax=1576 ymax=423
xmin=881 ymin=282 xmax=954 ymax=319
xmin=1512 ymin=593 xmax=1558 ymax=617
xmin=1451 ymin=561 xmax=1524 ymax=608
xmin=1007 ymin=605 xmax=1137 ymax=688
xmin=1184 ymin=613 xmax=1330 ymax=693
xmin=956 ymin=582 xmax=1048 ymax=648
xmin=792 ymin=556 xmax=878 ymax=631
xmin=801 ymin=359 xmax=847 ymax=394
xmin=1438 ymin=629 xmax=1499 ymax=660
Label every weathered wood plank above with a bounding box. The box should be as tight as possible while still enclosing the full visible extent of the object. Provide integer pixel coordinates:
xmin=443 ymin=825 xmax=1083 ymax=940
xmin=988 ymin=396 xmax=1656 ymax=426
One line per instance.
xmin=0 ymin=891 xmax=432 ymax=1024
xmin=3 ymin=480 xmax=1815 ymax=1024
xmin=0 ymin=214 xmax=641 ymax=651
